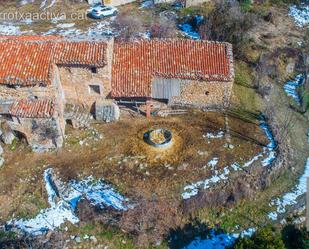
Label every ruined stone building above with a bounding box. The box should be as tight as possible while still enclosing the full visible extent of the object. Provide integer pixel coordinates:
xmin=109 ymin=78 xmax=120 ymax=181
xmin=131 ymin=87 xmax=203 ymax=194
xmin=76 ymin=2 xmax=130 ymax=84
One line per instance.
xmin=0 ymin=36 xmax=234 ymax=151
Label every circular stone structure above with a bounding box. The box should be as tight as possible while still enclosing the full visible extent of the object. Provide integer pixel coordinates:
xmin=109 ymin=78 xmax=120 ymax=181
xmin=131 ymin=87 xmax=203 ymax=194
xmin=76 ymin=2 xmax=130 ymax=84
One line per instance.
xmin=144 ymin=128 xmax=173 ymax=149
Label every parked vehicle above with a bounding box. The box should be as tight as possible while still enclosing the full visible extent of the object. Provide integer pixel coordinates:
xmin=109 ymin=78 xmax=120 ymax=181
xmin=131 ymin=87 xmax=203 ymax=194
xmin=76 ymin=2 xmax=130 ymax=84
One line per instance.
xmin=88 ymin=5 xmax=118 ymax=19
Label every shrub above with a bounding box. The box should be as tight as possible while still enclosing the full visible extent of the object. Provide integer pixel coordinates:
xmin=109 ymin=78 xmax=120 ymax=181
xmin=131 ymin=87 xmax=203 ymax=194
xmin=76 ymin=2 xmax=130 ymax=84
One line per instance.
xmin=120 ymin=196 xmax=181 ymax=248
xmin=233 ymin=226 xmax=285 ymax=249
xmin=198 ymin=0 xmax=258 ymax=58
xmin=282 ymin=225 xmax=309 ymax=249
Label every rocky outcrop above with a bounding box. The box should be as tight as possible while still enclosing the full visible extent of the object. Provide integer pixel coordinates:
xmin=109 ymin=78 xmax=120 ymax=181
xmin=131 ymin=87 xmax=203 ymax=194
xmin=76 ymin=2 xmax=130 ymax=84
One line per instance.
xmin=1 ymin=123 xmax=15 ymax=145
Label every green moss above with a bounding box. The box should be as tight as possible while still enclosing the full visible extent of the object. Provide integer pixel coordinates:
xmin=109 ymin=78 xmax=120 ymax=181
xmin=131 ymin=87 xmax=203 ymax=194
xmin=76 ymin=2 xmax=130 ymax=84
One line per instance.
xmin=240 ymin=0 xmax=252 ymax=12
xmin=302 ymin=91 xmax=309 ymax=111
xmin=178 ymin=3 xmax=213 ymax=19
xmin=0 ymin=230 xmax=17 ymax=241
xmin=9 ymin=138 xmax=18 ymax=151
xmin=234 ymin=226 xmax=285 ymax=249
xmin=233 ymin=84 xmax=260 ymax=112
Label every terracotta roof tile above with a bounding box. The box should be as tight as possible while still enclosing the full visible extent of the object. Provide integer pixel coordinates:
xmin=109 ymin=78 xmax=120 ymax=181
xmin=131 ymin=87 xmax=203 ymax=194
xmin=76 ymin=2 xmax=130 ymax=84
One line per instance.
xmin=9 ymin=98 xmax=55 ymax=118
xmin=112 ymin=39 xmax=234 ymax=98
xmin=0 ymin=36 xmax=107 ymax=86
xmin=0 ymin=35 xmax=62 ymax=41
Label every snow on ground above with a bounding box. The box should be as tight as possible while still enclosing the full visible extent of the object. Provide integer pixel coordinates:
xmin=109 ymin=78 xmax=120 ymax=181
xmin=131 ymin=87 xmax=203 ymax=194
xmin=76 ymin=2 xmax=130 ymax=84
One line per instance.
xmin=259 ymin=116 xmax=277 ymax=167
xmin=0 ymin=24 xmax=22 ymax=35
xmin=178 ymin=16 xmax=203 ymax=40
xmin=184 ymin=228 xmax=256 ymax=249
xmin=0 ymin=14 xmax=115 ymax=38
xmin=207 ymin=158 xmax=219 ymax=168
xmin=289 ymin=3 xmax=309 ymax=28
xmin=20 ymin=0 xmax=34 ymax=5
xmin=203 ymin=131 xmax=224 ymax=139
xmin=139 ymin=0 xmax=154 ymax=9
xmin=268 ymin=157 xmax=309 ymax=221
xmin=7 ymin=168 xmax=129 ymax=235
xmin=283 ymin=74 xmax=304 ymax=105
xmin=40 ymin=0 xmax=57 ymax=10
xmin=182 ymin=117 xmax=277 ymax=200
xmin=56 ymin=23 xmax=75 ymax=29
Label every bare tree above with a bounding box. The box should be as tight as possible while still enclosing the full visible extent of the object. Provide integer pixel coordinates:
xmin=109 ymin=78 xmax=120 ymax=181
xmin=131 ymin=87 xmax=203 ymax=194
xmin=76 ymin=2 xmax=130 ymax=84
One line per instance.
xmin=150 ymin=19 xmax=178 ymax=39
xmin=120 ymin=196 xmax=181 ymax=248
xmin=112 ymin=14 xmax=145 ymax=41
xmin=199 ymin=0 xmax=256 ymax=58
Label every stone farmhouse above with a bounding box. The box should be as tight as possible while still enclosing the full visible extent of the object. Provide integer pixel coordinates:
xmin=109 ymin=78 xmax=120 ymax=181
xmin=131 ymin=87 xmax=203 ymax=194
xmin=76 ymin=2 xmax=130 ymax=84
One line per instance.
xmin=0 ymin=35 xmax=234 ymax=151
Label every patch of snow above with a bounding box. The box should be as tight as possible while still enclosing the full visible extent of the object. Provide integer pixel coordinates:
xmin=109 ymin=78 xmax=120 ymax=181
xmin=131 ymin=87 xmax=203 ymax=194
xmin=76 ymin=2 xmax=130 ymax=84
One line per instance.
xmin=139 ymin=0 xmax=154 ymax=9
xmin=259 ymin=115 xmax=277 ymax=167
xmin=40 ymin=0 xmax=57 ymax=10
xmin=268 ymin=157 xmax=309 ymax=220
xmin=11 ymin=202 xmax=78 ymax=236
xmin=7 ymin=168 xmax=130 ymax=235
xmin=20 ymin=0 xmax=34 ymax=5
xmin=22 ymin=18 xmax=33 ymax=25
xmin=184 ymin=228 xmax=255 ymax=249
xmin=179 ymin=23 xmax=200 ymax=40
xmin=182 ymin=158 xmax=247 ymax=200
xmin=207 ymin=158 xmax=219 ymax=168
xmin=179 ymin=15 xmax=203 ymax=40
xmin=0 ymin=24 xmax=21 ymax=35
xmin=182 ymin=116 xmax=278 ymax=200
xmin=56 ymin=23 xmax=75 ymax=29
xmin=283 ymin=74 xmax=304 ymax=105
xmin=203 ymin=131 xmax=224 ymax=139
xmin=289 ymin=4 xmax=309 ymax=28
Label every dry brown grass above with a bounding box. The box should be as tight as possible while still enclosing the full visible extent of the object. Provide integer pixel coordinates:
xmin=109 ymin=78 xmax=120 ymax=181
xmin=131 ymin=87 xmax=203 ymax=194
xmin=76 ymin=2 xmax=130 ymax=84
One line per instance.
xmin=0 ymin=111 xmax=265 ymax=224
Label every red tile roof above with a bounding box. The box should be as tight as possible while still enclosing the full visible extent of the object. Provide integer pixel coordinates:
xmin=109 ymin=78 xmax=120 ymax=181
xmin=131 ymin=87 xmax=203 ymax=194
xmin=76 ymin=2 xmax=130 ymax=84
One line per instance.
xmin=55 ymin=42 xmax=107 ymax=67
xmin=0 ymin=41 xmax=55 ymax=86
xmin=0 ymin=37 xmax=107 ymax=86
xmin=112 ymin=39 xmax=234 ymax=98
xmin=0 ymin=35 xmax=62 ymax=41
xmin=9 ymin=98 xmax=55 ymax=118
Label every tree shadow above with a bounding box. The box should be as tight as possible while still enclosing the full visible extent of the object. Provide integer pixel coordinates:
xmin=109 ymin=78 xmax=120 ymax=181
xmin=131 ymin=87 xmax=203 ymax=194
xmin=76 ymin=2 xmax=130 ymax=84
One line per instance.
xmin=167 ymin=218 xmax=211 ymax=249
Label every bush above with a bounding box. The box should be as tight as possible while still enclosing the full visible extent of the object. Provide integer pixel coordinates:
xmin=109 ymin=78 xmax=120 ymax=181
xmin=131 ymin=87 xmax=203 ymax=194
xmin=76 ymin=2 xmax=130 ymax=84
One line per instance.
xmin=233 ymin=226 xmax=285 ymax=249
xmin=120 ymin=196 xmax=181 ymax=248
xmin=239 ymin=0 xmax=252 ymax=12
xmin=282 ymin=225 xmax=309 ymax=249
xmin=198 ymin=0 xmax=258 ymax=58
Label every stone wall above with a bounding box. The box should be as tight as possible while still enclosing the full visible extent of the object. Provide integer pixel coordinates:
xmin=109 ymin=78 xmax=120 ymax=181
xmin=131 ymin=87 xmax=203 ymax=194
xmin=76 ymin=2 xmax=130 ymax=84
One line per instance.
xmin=104 ymin=0 xmax=135 ymax=6
xmin=59 ymin=65 xmax=111 ymax=109
xmin=185 ymin=0 xmax=210 ymax=7
xmin=0 ymin=84 xmax=55 ymax=101
xmin=51 ymin=65 xmax=66 ymax=135
xmin=169 ymin=80 xmax=233 ymax=108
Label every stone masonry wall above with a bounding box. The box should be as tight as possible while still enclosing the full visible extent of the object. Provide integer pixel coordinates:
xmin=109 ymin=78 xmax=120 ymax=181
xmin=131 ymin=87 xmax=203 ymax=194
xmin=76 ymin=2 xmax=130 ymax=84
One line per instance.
xmin=104 ymin=0 xmax=135 ymax=6
xmin=59 ymin=66 xmax=111 ymax=108
xmin=0 ymin=84 xmax=55 ymax=101
xmin=170 ymin=80 xmax=233 ymax=108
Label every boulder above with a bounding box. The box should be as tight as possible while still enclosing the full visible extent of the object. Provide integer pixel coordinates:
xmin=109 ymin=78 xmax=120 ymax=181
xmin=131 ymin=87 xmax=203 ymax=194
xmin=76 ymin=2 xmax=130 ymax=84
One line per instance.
xmin=95 ymin=100 xmax=120 ymax=123
xmin=0 ymin=144 xmax=3 ymax=155
xmin=1 ymin=130 xmax=15 ymax=145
